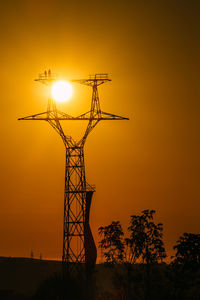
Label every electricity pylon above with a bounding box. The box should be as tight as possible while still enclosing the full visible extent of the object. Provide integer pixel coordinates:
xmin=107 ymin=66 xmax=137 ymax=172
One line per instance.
xmin=19 ymin=71 xmax=129 ymax=274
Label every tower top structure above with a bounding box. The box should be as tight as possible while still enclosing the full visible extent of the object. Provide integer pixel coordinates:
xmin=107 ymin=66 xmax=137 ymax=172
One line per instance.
xmin=19 ymin=70 xmax=128 ymax=147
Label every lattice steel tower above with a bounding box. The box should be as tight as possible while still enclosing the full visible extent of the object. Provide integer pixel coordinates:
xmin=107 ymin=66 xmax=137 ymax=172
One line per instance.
xmin=19 ymin=71 xmax=129 ymax=273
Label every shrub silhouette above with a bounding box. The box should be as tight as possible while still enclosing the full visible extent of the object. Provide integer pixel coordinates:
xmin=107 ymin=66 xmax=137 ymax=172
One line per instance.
xmin=98 ymin=221 xmax=124 ymax=264
xmin=173 ymin=232 xmax=200 ymax=266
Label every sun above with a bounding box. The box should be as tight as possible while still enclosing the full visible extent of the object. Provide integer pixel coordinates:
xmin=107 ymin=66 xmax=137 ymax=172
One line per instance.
xmin=51 ymin=80 xmax=73 ymax=102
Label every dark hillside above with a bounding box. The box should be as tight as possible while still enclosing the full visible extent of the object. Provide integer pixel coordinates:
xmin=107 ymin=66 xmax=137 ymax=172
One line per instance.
xmin=0 ymin=257 xmax=61 ymax=297
xmin=1 ymin=257 xmax=200 ymax=299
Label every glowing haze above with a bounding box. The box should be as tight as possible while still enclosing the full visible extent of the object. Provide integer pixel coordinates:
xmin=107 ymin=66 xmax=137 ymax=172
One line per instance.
xmin=0 ymin=0 xmax=199 ymax=261
xmin=51 ymin=81 xmax=73 ymax=102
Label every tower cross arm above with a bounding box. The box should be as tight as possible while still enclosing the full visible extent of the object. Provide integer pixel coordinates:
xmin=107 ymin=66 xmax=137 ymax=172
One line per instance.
xmin=75 ymin=110 xmax=129 ymax=120
xmin=71 ymin=74 xmax=111 ymax=87
xmin=18 ymin=110 xmax=74 ymax=121
xmin=18 ymin=111 xmax=129 ymax=121
xmin=18 ymin=111 xmax=49 ymax=120
xmin=99 ymin=111 xmax=129 ymax=120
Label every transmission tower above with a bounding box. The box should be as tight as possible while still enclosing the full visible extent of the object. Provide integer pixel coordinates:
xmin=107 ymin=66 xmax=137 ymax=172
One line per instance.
xmin=19 ymin=71 xmax=129 ymax=274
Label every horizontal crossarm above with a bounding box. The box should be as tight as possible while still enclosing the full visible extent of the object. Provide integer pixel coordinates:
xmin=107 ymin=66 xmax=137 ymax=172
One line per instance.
xmin=75 ymin=111 xmax=129 ymax=120
xmin=18 ymin=110 xmax=129 ymax=121
xmin=71 ymin=74 xmax=111 ymax=87
xmin=99 ymin=111 xmax=129 ymax=120
xmin=18 ymin=110 xmax=74 ymax=121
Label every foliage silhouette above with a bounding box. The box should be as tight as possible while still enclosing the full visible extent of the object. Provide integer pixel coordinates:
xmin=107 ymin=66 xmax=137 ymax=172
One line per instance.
xmin=98 ymin=210 xmax=167 ymax=300
xmin=172 ymin=232 xmax=200 ymax=266
xmin=169 ymin=232 xmax=200 ymax=299
xmin=98 ymin=221 xmax=124 ymax=264
xmin=125 ymin=209 xmax=166 ymax=264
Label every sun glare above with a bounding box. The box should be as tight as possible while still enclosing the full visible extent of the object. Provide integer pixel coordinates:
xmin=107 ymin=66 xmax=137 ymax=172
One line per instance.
xmin=51 ymin=80 xmax=73 ymax=102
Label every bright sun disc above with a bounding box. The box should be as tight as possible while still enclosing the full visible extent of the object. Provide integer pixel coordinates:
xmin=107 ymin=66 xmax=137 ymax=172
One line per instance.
xmin=51 ymin=80 xmax=73 ymax=102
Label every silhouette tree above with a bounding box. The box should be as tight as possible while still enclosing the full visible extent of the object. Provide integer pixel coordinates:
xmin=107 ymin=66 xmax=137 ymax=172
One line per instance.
xmin=170 ymin=233 xmax=200 ymax=298
xmin=123 ymin=210 xmax=166 ymax=300
xmin=98 ymin=221 xmax=124 ymax=263
xmin=173 ymin=232 xmax=200 ymax=266
xmin=125 ymin=209 xmax=166 ymax=264
xmin=98 ymin=211 xmax=167 ymax=300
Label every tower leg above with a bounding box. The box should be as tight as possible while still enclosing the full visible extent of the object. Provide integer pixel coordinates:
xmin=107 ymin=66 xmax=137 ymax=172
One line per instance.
xmin=62 ymin=146 xmax=96 ymax=276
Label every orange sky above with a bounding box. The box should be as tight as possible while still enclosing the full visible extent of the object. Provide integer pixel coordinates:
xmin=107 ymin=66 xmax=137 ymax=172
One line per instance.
xmin=0 ymin=0 xmax=199 ymax=261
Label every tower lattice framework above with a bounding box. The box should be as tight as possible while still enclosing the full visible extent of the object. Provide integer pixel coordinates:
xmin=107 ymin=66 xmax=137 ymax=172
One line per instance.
xmin=19 ymin=71 xmax=129 ymax=272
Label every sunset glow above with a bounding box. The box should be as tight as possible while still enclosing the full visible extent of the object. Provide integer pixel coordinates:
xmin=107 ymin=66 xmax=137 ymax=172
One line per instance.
xmin=51 ymin=81 xmax=73 ymax=102
xmin=0 ymin=0 xmax=199 ymax=269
